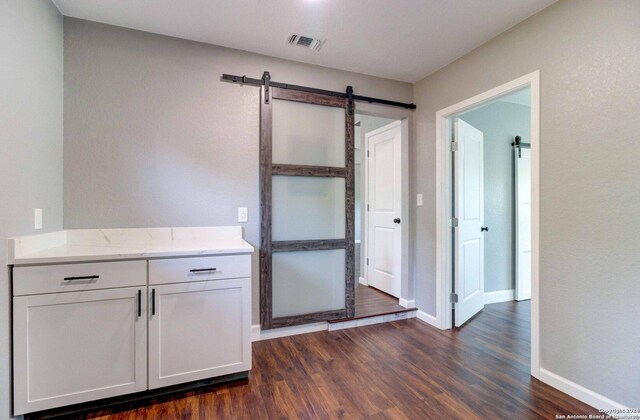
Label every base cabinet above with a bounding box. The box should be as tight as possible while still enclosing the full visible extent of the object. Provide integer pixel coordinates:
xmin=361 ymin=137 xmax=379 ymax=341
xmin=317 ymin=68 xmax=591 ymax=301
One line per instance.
xmin=12 ymin=255 xmax=252 ymax=416
xmin=148 ymin=278 xmax=251 ymax=389
xmin=13 ymin=287 xmax=147 ymax=415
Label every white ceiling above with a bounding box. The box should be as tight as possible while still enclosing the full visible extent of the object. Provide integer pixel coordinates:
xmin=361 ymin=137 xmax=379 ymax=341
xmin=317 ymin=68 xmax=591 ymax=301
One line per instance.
xmin=52 ymin=0 xmax=557 ymax=83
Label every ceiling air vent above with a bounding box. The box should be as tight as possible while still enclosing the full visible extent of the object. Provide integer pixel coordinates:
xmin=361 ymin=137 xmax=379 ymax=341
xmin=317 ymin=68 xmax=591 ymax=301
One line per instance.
xmin=287 ymin=33 xmax=323 ymax=51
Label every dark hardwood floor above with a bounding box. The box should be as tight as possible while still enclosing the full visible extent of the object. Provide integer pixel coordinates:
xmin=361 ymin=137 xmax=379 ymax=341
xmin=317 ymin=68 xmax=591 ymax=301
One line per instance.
xmin=79 ymin=300 xmax=596 ymax=419
xmin=352 ymin=284 xmax=413 ymax=319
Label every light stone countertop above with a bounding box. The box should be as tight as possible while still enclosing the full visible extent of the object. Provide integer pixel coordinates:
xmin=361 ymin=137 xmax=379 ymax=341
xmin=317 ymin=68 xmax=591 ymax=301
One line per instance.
xmin=7 ymin=226 xmax=254 ymax=265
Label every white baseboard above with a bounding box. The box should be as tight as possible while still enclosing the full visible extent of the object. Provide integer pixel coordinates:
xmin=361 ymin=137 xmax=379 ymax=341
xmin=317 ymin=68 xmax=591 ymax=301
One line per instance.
xmin=358 ymin=276 xmax=367 ymax=286
xmin=484 ymin=289 xmax=514 ymax=305
xmin=415 ymin=310 xmax=441 ymax=329
xmin=539 ymin=368 xmax=629 ymax=413
xmin=399 ymin=298 xmax=415 ymax=309
xmin=251 ymin=322 xmax=327 ymax=342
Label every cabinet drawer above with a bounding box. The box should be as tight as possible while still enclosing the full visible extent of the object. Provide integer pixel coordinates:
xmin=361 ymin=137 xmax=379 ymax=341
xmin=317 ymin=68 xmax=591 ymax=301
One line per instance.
xmin=13 ymin=260 xmax=146 ymax=296
xmin=149 ymin=254 xmax=251 ymax=285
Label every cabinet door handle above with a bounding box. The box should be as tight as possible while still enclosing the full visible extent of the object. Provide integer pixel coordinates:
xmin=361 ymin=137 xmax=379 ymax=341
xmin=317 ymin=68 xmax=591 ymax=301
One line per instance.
xmin=189 ymin=268 xmax=217 ymax=273
xmin=137 ymin=289 xmax=142 ymax=318
xmin=64 ymin=275 xmax=99 ymax=281
xmin=152 ymin=288 xmax=156 ymax=316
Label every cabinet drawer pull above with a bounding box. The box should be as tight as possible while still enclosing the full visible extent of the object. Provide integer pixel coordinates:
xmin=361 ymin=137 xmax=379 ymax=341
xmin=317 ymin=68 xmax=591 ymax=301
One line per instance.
xmin=137 ymin=289 xmax=142 ymax=318
xmin=64 ymin=275 xmax=99 ymax=281
xmin=152 ymin=288 xmax=156 ymax=316
xmin=189 ymin=268 xmax=217 ymax=273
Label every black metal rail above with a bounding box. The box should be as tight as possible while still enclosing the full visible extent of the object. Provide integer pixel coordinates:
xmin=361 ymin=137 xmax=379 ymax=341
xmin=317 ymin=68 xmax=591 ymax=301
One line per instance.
xmin=222 ymin=73 xmax=416 ymax=110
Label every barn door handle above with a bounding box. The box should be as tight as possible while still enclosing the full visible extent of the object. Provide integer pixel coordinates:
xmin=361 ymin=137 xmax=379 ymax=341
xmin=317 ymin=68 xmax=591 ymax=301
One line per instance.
xmin=393 ymin=218 xmax=401 ymax=224
xmin=481 ymin=226 xmax=489 ymax=232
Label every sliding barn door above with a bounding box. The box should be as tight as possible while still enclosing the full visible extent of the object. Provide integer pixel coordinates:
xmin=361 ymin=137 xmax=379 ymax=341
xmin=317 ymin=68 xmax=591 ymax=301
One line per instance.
xmin=515 ymin=146 xmax=532 ymax=301
xmin=261 ymin=86 xmax=355 ymax=329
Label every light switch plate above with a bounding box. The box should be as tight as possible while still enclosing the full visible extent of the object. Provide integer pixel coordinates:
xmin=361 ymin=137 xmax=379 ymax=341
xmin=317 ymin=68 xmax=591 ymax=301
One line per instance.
xmin=417 ymin=194 xmax=423 ymax=207
xmin=238 ymin=207 xmax=248 ymax=223
xmin=34 ymin=208 xmax=43 ymax=230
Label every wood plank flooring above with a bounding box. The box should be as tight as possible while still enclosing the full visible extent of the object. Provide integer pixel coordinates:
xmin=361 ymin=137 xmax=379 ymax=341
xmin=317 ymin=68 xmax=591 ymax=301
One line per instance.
xmin=353 ymin=284 xmax=413 ymax=319
xmin=81 ymin=301 xmax=597 ymax=419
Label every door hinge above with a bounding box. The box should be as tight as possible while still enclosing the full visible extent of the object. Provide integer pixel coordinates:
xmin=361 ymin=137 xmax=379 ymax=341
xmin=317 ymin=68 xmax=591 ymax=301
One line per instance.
xmin=450 ymin=293 xmax=458 ymax=304
xmin=367 ymin=204 xmax=370 ymax=211
xmin=450 ymin=142 xmax=458 ymax=152
xmin=449 ymin=217 xmax=458 ymax=228
xmin=366 ymin=258 xmax=369 ymax=266
xmin=367 ymin=150 xmax=370 ymax=158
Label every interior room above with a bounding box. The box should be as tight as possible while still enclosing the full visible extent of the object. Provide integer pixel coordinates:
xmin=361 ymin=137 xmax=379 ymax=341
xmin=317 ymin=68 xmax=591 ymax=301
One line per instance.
xmin=2 ymin=1 xmax=638 ymax=418
xmin=442 ymin=87 xmax=534 ymax=376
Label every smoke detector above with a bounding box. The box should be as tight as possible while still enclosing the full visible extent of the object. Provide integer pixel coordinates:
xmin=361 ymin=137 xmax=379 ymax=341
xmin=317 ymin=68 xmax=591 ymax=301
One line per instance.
xmin=287 ymin=33 xmax=323 ymax=51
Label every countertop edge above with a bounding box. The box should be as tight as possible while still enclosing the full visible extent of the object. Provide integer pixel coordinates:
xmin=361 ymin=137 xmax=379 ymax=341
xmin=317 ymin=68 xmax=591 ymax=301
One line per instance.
xmin=10 ymin=247 xmax=255 ymax=267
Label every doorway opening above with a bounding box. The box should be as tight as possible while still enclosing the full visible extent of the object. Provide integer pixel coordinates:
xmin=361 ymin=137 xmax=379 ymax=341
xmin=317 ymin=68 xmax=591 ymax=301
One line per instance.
xmin=350 ymin=113 xmax=412 ymax=320
xmin=435 ymin=71 xmax=540 ymax=377
xmin=451 ymin=86 xmax=532 ymax=327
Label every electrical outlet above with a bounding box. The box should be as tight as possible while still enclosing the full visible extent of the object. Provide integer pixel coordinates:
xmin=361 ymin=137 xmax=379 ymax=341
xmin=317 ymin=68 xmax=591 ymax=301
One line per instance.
xmin=34 ymin=208 xmax=43 ymax=230
xmin=238 ymin=207 xmax=248 ymax=223
xmin=417 ymin=194 xmax=423 ymax=206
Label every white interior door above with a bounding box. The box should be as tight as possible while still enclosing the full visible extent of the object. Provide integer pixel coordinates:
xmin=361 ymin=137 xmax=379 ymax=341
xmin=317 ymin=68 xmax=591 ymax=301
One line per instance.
xmin=515 ymin=147 xmax=532 ymax=301
xmin=454 ymin=119 xmax=485 ymax=327
xmin=366 ymin=121 xmax=402 ymax=297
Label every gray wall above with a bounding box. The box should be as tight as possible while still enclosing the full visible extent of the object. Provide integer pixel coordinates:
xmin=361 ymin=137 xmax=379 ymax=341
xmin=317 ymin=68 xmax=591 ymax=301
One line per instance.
xmin=412 ymin=0 xmax=640 ymax=407
xmin=63 ymin=18 xmax=413 ymax=325
xmin=460 ymin=101 xmax=531 ymax=293
xmin=0 ymin=1 xmax=64 ymax=418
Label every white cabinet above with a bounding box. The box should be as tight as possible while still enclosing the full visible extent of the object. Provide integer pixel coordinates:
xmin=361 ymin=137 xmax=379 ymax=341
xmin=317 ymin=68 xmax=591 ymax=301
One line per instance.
xmin=13 ymin=287 xmax=147 ymax=415
xmin=148 ymin=278 xmax=251 ymax=389
xmin=12 ymin=252 xmax=252 ymax=416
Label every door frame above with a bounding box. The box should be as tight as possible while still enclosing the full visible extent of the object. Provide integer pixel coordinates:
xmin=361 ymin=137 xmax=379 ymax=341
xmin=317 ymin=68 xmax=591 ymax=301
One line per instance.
xmin=434 ymin=70 xmax=541 ymax=377
xmin=360 ymin=115 xmax=412 ymax=307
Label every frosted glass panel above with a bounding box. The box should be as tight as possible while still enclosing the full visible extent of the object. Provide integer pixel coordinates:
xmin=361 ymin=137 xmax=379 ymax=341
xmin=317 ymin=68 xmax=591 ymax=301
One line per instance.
xmin=272 ymin=176 xmax=345 ymax=241
xmin=272 ymin=99 xmax=345 ymax=167
xmin=272 ymin=250 xmax=345 ymax=317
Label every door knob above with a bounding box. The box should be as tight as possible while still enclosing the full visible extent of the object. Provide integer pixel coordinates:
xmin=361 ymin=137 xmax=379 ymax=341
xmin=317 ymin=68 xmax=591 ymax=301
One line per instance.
xmin=481 ymin=226 xmax=489 ymax=232
xmin=393 ymin=218 xmax=401 ymax=224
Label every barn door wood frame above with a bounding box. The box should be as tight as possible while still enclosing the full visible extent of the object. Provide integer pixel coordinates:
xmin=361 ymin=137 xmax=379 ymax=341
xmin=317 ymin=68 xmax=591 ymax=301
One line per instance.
xmin=260 ymin=74 xmax=355 ymax=329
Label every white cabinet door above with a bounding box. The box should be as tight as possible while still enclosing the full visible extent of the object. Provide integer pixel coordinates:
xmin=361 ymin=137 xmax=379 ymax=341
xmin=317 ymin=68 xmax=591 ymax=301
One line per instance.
xmin=13 ymin=287 xmax=147 ymax=415
xmin=148 ymin=278 xmax=251 ymax=389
